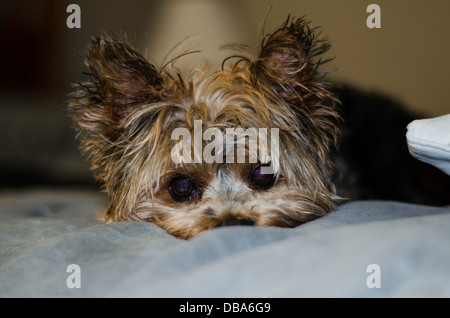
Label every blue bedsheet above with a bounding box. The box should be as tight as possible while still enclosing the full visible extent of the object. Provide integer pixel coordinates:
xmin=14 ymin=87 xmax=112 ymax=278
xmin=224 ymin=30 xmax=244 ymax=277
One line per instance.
xmin=1 ymin=189 xmax=449 ymax=297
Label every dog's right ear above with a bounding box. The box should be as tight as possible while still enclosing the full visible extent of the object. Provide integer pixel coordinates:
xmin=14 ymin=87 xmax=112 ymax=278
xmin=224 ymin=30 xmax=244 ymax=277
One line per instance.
xmin=69 ymin=35 xmax=163 ymax=178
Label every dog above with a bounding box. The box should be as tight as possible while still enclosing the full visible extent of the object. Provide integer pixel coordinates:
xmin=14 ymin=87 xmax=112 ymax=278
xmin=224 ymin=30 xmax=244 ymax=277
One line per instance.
xmin=69 ymin=17 xmax=449 ymax=239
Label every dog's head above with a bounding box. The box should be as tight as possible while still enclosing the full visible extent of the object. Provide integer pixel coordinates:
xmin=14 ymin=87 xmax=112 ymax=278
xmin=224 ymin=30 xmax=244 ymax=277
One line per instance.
xmin=70 ymin=17 xmax=341 ymax=238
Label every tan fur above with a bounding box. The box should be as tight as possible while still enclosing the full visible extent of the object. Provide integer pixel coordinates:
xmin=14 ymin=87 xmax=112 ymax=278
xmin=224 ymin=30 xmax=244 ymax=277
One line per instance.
xmin=69 ymin=17 xmax=342 ymax=239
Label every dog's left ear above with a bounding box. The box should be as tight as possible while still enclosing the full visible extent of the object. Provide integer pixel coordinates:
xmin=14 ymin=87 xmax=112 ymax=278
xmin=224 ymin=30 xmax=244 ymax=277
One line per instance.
xmin=251 ymin=17 xmax=340 ymax=148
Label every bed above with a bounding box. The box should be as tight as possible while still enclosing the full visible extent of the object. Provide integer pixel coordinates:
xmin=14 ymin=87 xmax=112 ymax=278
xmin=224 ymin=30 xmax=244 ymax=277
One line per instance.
xmin=1 ymin=188 xmax=449 ymax=297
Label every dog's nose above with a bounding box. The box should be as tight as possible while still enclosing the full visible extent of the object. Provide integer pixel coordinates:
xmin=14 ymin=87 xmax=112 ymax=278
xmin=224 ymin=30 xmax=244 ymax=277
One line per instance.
xmin=221 ymin=217 xmax=255 ymax=226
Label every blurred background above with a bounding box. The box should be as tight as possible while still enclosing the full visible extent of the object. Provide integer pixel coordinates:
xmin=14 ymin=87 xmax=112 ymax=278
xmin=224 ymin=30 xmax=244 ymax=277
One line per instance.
xmin=0 ymin=0 xmax=449 ymax=189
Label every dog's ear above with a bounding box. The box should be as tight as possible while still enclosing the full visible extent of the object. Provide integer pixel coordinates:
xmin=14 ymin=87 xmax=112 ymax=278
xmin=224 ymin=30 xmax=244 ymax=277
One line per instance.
xmin=69 ymin=34 xmax=163 ymax=179
xmin=251 ymin=17 xmax=340 ymax=148
xmin=74 ymin=34 xmax=162 ymax=129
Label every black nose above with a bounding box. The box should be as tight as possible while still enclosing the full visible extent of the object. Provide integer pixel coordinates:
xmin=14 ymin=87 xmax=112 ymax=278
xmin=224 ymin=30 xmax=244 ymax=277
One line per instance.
xmin=222 ymin=217 xmax=255 ymax=226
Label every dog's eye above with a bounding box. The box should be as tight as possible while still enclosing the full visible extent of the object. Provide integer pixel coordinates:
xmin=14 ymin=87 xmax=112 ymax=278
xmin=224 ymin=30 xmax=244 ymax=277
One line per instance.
xmin=169 ymin=175 xmax=195 ymax=201
xmin=251 ymin=164 xmax=275 ymax=189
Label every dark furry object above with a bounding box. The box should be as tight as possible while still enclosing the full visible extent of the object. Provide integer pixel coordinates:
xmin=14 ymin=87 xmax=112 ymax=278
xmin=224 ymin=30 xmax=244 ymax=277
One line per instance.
xmin=332 ymin=85 xmax=450 ymax=206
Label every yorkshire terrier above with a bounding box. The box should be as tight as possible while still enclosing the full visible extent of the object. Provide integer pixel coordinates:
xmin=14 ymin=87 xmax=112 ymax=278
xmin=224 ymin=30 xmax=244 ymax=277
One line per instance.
xmin=69 ymin=17 xmax=450 ymax=239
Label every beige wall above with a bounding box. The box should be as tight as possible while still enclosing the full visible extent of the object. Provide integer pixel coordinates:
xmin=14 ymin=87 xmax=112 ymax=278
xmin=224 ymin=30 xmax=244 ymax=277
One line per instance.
xmin=137 ymin=0 xmax=450 ymax=117
xmin=66 ymin=0 xmax=450 ymax=117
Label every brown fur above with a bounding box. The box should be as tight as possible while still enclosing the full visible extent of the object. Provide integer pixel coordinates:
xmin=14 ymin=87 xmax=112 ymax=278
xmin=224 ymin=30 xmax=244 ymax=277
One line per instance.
xmin=69 ymin=17 xmax=342 ymax=239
